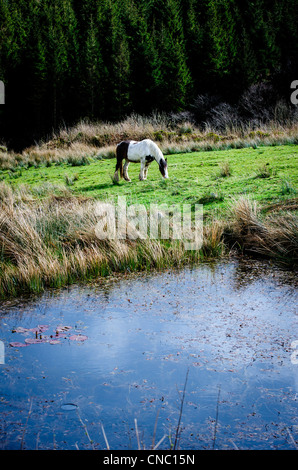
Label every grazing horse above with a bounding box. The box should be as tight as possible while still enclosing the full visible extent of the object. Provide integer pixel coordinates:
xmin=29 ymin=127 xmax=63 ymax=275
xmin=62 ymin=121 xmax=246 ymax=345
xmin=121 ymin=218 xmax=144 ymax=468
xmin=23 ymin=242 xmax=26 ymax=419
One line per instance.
xmin=114 ymin=139 xmax=168 ymax=182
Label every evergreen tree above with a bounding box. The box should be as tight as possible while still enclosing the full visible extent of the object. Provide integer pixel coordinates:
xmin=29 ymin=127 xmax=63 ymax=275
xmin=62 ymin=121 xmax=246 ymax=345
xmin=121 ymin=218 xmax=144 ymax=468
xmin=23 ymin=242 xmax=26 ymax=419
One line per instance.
xmin=0 ymin=0 xmax=297 ymax=148
xmin=83 ymin=15 xmax=105 ymax=118
xmin=107 ymin=0 xmax=132 ymax=118
xmin=145 ymin=0 xmax=191 ymax=111
xmin=127 ymin=0 xmax=164 ymax=111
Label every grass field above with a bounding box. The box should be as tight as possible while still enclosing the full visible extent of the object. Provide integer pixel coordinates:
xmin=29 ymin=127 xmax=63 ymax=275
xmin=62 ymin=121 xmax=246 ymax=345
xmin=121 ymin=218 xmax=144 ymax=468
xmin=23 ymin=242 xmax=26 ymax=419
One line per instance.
xmin=2 ymin=144 xmax=297 ymax=212
xmin=0 ymin=142 xmax=297 ymax=298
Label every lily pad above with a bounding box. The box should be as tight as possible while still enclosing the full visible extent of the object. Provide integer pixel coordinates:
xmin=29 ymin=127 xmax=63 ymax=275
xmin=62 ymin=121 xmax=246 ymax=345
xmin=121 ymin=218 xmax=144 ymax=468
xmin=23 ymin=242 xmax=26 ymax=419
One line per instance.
xmin=53 ymin=332 xmax=68 ymax=338
xmin=69 ymin=334 xmax=88 ymax=342
xmin=56 ymin=326 xmax=72 ymax=333
xmin=37 ymin=325 xmax=49 ymax=332
xmin=13 ymin=325 xmax=49 ymax=334
xmin=49 ymin=339 xmax=61 ymax=345
xmin=25 ymin=338 xmax=45 ymax=344
xmin=13 ymin=327 xmax=34 ymax=334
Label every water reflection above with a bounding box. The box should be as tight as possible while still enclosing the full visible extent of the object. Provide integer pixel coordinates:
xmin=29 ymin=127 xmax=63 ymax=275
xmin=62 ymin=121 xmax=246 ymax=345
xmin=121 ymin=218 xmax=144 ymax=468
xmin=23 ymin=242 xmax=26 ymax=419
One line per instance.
xmin=0 ymin=259 xmax=297 ymax=450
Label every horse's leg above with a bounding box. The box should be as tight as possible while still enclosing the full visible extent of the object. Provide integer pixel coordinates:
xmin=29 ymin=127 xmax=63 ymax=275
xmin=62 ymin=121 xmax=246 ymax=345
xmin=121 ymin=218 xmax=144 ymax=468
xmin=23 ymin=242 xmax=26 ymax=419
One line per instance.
xmin=113 ymin=168 xmax=119 ymax=182
xmin=144 ymin=162 xmax=150 ymax=180
xmin=114 ymin=156 xmax=123 ymax=181
xmin=139 ymin=161 xmax=146 ymax=180
xmin=123 ymin=160 xmax=131 ymax=182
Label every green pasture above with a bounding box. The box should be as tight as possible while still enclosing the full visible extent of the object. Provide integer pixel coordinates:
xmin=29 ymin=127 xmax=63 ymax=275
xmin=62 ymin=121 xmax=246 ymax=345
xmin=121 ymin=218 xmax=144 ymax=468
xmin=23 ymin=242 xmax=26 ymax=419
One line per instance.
xmin=1 ymin=145 xmax=297 ymax=217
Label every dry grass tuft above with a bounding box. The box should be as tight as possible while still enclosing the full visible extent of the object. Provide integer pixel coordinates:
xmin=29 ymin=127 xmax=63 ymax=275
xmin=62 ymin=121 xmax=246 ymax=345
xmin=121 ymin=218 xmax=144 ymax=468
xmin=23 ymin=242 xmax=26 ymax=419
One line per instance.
xmin=229 ymin=197 xmax=298 ymax=266
xmin=1 ymin=115 xmax=298 ymax=170
xmin=0 ymin=182 xmax=296 ymax=298
xmin=0 ymin=183 xmax=209 ymax=298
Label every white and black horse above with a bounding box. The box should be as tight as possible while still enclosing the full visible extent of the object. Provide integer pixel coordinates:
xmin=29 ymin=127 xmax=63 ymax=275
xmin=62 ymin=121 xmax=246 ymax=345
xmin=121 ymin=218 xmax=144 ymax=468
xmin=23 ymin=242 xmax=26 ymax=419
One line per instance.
xmin=114 ymin=139 xmax=168 ymax=182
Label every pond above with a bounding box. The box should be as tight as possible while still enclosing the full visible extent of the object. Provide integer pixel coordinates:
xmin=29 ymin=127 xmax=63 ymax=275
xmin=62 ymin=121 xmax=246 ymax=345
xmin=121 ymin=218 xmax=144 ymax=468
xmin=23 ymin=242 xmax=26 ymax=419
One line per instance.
xmin=0 ymin=259 xmax=297 ymax=450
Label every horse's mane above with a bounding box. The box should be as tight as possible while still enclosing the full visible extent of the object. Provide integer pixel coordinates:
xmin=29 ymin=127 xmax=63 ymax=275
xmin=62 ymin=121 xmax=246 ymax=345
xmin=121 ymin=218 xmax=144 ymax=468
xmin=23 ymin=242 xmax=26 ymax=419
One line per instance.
xmin=145 ymin=139 xmax=164 ymax=161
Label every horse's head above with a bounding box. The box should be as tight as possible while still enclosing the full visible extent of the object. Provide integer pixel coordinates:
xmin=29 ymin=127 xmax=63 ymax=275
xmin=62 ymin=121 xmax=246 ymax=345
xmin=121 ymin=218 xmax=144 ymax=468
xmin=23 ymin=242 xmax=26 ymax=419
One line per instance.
xmin=159 ymin=158 xmax=168 ymax=178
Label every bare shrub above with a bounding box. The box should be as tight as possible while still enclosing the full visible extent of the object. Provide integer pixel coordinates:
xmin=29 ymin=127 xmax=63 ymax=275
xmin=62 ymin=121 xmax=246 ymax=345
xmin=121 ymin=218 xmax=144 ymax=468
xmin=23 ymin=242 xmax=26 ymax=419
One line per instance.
xmin=238 ymin=82 xmax=277 ymax=123
xmin=207 ymin=103 xmax=241 ymax=132
xmin=191 ymin=94 xmax=221 ymax=124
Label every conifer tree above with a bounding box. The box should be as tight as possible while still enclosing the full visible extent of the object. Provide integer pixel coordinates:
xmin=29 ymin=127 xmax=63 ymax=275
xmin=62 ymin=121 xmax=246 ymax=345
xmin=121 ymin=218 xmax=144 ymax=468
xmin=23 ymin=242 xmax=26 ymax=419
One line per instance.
xmin=108 ymin=0 xmax=132 ymax=118
xmin=0 ymin=0 xmax=297 ymax=147
xmin=83 ymin=15 xmax=105 ymax=118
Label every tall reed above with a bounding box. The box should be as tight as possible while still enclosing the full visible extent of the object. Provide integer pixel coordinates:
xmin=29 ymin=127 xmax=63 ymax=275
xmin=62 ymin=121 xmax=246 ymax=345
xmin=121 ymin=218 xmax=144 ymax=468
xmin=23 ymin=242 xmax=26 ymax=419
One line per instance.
xmin=0 ymin=183 xmax=296 ymax=299
xmin=0 ymin=183 xmax=224 ymax=298
xmin=228 ymin=197 xmax=298 ymax=267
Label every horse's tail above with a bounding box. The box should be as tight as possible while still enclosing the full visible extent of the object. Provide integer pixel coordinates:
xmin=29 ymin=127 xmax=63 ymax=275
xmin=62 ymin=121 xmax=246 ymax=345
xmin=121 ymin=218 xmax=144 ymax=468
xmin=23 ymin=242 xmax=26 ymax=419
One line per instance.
xmin=116 ymin=141 xmax=130 ymax=179
xmin=115 ymin=155 xmax=124 ymax=178
xmin=115 ymin=145 xmax=124 ymax=179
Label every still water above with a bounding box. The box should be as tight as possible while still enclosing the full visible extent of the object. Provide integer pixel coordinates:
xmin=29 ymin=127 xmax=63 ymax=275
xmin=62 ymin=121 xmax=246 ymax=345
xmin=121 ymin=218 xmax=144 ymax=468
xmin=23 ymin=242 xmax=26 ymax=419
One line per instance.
xmin=0 ymin=259 xmax=297 ymax=450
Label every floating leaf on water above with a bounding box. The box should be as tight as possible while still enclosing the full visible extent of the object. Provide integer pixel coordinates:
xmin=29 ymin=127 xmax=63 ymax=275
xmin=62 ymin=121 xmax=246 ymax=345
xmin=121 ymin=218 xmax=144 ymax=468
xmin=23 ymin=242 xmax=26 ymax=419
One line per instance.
xmin=13 ymin=327 xmax=33 ymax=334
xmin=37 ymin=325 xmax=49 ymax=332
xmin=9 ymin=342 xmax=28 ymax=347
xmin=54 ymin=332 xmax=68 ymax=338
xmin=25 ymin=338 xmax=45 ymax=344
xmin=56 ymin=326 xmax=72 ymax=333
xmin=69 ymin=335 xmax=88 ymax=342
xmin=13 ymin=325 xmax=49 ymax=334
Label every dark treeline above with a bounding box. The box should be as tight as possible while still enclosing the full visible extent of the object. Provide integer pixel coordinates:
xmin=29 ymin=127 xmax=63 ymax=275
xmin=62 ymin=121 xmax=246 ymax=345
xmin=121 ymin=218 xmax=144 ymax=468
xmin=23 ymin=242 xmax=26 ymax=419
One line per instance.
xmin=0 ymin=0 xmax=297 ymax=149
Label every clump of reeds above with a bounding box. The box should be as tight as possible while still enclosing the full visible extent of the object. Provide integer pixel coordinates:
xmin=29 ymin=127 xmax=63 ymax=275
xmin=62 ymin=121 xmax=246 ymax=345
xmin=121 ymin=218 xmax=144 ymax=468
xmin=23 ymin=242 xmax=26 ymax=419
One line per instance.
xmin=0 ymin=182 xmax=225 ymax=298
xmin=228 ymin=197 xmax=298 ymax=267
xmin=255 ymin=163 xmax=273 ymax=179
xmin=218 ymin=161 xmax=232 ymax=178
xmin=0 ymin=182 xmax=296 ymax=299
xmin=202 ymin=219 xmax=226 ymax=257
xmin=280 ymin=178 xmax=297 ymax=196
xmin=64 ymin=173 xmax=79 ymax=186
